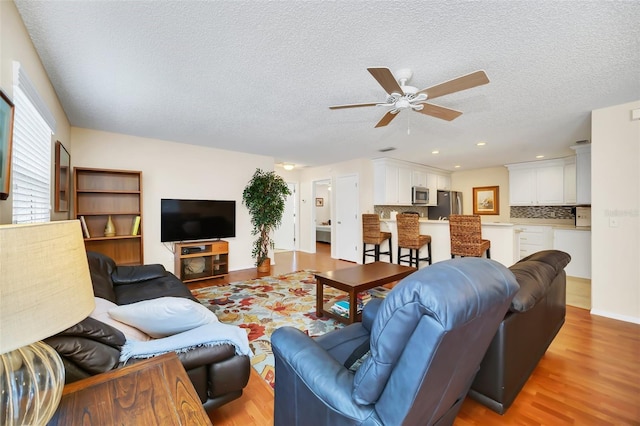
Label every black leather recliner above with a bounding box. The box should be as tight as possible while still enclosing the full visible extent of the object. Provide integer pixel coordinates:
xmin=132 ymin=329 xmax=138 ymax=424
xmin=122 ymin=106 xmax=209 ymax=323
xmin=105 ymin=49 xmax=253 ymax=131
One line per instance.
xmin=468 ymin=249 xmax=571 ymax=414
xmin=45 ymin=251 xmax=250 ymax=412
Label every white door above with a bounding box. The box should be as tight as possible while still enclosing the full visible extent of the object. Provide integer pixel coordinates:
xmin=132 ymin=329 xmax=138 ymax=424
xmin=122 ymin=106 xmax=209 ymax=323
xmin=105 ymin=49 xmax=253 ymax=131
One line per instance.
xmin=273 ymin=182 xmax=296 ymax=251
xmin=335 ymin=174 xmax=359 ymax=263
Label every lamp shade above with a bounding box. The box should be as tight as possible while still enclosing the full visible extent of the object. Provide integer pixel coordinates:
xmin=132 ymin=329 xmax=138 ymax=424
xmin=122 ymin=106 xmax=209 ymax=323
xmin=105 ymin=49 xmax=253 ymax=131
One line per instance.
xmin=0 ymin=220 xmax=95 ymax=354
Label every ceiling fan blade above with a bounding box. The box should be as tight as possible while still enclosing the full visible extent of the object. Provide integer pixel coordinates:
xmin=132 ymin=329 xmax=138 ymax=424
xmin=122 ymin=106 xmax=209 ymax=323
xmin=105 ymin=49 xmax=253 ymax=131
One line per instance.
xmin=416 ymin=103 xmax=463 ymax=121
xmin=329 ymin=102 xmax=379 ymax=109
xmin=375 ymin=111 xmax=399 ymax=128
xmin=368 ymin=68 xmax=404 ymax=96
xmin=418 ymin=70 xmax=489 ymax=100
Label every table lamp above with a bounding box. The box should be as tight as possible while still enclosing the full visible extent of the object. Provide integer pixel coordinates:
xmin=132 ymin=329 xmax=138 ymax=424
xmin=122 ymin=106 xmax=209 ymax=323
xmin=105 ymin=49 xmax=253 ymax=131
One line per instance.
xmin=0 ymin=220 xmax=95 ymax=425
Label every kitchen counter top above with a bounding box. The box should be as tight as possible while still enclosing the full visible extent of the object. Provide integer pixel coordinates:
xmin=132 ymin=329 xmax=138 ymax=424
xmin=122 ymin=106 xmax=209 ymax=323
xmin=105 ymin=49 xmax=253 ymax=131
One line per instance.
xmin=380 ymin=218 xmax=590 ymax=231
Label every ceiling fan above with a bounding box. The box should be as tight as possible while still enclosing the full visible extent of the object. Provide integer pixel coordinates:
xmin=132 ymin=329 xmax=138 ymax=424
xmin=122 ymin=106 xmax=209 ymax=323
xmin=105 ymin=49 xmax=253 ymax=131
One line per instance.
xmin=329 ymin=67 xmax=489 ymax=128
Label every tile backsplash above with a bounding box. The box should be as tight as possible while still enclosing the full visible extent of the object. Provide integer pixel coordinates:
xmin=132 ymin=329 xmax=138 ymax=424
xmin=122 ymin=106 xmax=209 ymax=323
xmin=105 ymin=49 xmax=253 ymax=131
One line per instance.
xmin=510 ymin=206 xmax=574 ymax=220
xmin=374 ymin=205 xmax=429 ymax=218
xmin=372 ymin=205 xmax=575 ymax=220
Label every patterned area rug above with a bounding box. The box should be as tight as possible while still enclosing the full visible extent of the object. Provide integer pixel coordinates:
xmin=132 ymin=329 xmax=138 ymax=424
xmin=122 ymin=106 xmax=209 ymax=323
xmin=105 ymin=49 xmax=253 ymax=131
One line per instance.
xmin=191 ymin=270 xmax=345 ymax=388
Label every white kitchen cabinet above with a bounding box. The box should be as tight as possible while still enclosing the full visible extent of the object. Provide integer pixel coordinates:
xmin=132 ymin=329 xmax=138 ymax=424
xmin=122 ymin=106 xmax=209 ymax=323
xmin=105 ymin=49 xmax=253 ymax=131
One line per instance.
xmin=508 ymin=168 xmax=536 ymax=205
xmin=553 ymin=229 xmax=591 ymax=278
xmin=373 ymin=158 xmax=450 ymax=206
xmin=426 ymin=173 xmax=438 ymax=206
xmin=436 ymin=174 xmax=451 ymax=190
xmin=373 ymin=159 xmax=412 ymax=205
xmin=571 ymin=144 xmax=591 ymax=204
xmin=514 ymin=225 xmax=553 ymax=259
xmin=412 ymin=169 xmax=427 ymax=188
xmin=507 ymin=160 xmax=566 ymax=205
xmin=535 ymin=164 xmax=565 ymax=204
xmin=398 ymin=167 xmax=412 ymax=205
xmin=563 ymin=157 xmax=577 ymax=205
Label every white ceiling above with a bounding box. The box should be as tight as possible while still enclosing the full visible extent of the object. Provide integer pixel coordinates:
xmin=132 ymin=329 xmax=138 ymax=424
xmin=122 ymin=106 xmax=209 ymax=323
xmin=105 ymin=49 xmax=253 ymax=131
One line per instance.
xmin=14 ymin=1 xmax=640 ymax=171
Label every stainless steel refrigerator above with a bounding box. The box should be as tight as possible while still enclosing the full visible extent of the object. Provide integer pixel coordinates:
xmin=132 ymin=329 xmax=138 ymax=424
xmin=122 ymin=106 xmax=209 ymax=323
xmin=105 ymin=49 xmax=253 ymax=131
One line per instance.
xmin=427 ymin=190 xmax=463 ymax=220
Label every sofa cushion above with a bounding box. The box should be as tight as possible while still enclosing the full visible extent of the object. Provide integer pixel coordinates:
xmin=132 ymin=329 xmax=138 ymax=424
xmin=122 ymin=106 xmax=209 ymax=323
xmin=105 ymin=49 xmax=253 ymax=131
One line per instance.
xmin=509 ymin=250 xmax=571 ymax=312
xmin=108 ymin=296 xmax=219 ymax=338
xmin=87 ymin=251 xmax=117 ymax=302
xmin=112 ymin=264 xmax=168 ymax=285
xmin=113 ymin=274 xmax=196 ymax=305
xmin=90 ymin=297 xmax=151 ymax=342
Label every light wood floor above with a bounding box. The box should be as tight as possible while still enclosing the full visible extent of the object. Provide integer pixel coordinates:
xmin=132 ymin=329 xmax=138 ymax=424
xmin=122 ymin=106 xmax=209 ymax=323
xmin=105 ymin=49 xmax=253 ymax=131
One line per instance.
xmin=190 ymin=244 xmax=640 ymax=425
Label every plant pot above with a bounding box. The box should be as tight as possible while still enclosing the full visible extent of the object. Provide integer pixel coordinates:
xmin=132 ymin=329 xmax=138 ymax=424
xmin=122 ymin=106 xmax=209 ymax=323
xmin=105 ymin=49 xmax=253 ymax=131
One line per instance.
xmin=257 ymin=257 xmax=271 ymax=274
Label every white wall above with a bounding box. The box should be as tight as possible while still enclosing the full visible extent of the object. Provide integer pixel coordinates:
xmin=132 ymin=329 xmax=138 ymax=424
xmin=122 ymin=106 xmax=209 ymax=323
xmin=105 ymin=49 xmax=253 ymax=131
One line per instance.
xmin=451 ymin=166 xmax=511 ymax=222
xmin=71 ymin=127 xmax=274 ymax=273
xmin=296 ymin=159 xmax=375 ymax=256
xmin=591 ymin=100 xmax=640 ymax=323
xmin=0 ymin=1 xmax=71 ymax=224
xmin=315 ymin=183 xmax=331 ymax=223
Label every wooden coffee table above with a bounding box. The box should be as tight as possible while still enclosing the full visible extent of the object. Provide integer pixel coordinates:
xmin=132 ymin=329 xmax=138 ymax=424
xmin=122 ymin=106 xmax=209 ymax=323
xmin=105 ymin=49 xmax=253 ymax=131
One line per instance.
xmin=315 ymin=262 xmax=416 ymax=325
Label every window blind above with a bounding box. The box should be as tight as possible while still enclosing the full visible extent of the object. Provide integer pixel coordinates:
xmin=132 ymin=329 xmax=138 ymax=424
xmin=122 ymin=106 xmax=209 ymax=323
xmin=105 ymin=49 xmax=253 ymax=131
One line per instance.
xmin=12 ymin=63 xmax=54 ymax=223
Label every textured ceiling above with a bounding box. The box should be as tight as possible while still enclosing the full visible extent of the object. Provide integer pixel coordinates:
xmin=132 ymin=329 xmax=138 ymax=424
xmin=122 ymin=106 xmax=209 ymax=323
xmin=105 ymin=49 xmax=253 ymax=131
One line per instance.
xmin=14 ymin=1 xmax=640 ymax=171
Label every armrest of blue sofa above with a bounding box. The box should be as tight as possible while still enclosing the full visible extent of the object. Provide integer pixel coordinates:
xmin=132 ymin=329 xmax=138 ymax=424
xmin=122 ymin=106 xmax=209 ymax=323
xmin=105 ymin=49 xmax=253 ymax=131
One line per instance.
xmin=272 ymin=327 xmax=377 ymax=423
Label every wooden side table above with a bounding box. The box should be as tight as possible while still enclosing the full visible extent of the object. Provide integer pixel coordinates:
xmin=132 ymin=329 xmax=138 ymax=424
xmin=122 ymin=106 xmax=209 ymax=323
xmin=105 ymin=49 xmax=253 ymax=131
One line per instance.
xmin=48 ymin=352 xmax=212 ymax=425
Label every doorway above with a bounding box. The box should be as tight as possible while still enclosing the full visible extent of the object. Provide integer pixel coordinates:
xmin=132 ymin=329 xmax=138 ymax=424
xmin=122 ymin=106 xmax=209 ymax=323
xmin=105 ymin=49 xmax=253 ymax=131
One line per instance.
xmin=312 ymin=179 xmax=331 ymax=250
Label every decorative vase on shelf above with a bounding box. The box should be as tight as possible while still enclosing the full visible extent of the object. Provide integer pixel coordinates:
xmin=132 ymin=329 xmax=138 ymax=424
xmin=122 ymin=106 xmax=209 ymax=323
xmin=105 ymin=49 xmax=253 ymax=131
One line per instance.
xmin=104 ymin=216 xmax=116 ymax=237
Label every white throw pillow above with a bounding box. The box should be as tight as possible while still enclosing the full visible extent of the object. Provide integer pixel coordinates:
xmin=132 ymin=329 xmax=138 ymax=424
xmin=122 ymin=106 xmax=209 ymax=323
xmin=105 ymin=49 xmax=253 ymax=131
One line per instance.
xmin=108 ymin=297 xmax=218 ymax=338
xmin=90 ymin=297 xmax=151 ymax=342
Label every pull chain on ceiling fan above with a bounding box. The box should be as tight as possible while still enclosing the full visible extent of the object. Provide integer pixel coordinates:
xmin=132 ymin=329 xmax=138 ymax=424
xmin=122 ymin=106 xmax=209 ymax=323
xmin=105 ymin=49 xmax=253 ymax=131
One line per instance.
xmin=329 ymin=67 xmax=489 ymax=128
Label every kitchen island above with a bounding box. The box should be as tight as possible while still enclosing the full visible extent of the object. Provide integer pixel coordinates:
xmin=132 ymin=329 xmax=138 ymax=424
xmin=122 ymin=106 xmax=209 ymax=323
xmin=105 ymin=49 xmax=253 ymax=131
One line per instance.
xmin=381 ymin=219 xmax=516 ymax=268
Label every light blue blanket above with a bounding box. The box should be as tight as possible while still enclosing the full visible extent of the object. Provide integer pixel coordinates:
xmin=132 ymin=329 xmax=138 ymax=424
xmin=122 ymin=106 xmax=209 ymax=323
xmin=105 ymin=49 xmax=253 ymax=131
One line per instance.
xmin=119 ymin=322 xmax=252 ymax=363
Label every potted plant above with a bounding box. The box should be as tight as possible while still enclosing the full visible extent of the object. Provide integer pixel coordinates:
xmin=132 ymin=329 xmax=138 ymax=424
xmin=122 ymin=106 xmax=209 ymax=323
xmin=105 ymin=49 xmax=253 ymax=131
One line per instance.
xmin=242 ymin=168 xmax=291 ymax=273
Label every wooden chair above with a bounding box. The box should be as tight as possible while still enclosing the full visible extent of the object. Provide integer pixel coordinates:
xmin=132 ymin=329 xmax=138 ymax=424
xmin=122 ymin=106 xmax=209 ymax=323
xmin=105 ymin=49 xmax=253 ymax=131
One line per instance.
xmin=449 ymin=214 xmax=491 ymax=258
xmin=396 ymin=213 xmax=431 ymax=268
xmin=362 ymin=214 xmax=392 ymax=263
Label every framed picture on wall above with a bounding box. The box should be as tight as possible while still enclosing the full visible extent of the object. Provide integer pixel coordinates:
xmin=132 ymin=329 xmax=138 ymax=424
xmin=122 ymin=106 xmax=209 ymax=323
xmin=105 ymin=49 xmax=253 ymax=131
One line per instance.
xmin=473 ymin=186 xmax=499 ymax=215
xmin=0 ymin=90 xmax=15 ymax=200
xmin=55 ymin=141 xmax=70 ymax=212
xmin=315 ymin=198 xmax=324 ymax=207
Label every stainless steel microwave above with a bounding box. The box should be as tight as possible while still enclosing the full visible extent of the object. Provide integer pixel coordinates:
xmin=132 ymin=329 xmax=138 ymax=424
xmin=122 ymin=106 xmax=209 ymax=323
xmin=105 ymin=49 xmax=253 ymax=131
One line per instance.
xmin=412 ymin=186 xmax=429 ymax=206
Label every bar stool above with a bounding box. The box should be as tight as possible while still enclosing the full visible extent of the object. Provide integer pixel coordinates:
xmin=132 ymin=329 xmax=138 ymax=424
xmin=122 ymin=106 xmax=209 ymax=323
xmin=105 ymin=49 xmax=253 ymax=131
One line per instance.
xmin=362 ymin=214 xmax=392 ymax=263
xmin=449 ymin=214 xmax=491 ymax=258
xmin=396 ymin=213 xmax=431 ymax=268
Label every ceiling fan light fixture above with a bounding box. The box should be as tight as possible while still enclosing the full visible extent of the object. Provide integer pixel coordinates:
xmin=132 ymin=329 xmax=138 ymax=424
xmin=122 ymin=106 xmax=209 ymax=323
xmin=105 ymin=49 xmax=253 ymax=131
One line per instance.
xmin=330 ymin=67 xmax=489 ymax=127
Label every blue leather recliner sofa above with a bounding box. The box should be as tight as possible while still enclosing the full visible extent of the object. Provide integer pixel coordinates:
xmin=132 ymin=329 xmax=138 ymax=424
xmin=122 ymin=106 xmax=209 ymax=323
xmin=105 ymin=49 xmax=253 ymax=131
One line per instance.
xmin=271 ymin=257 xmax=519 ymax=426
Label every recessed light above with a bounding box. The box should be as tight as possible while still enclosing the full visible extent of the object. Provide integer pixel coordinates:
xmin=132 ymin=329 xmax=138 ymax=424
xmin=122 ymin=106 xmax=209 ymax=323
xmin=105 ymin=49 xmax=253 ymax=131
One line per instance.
xmin=432 ymin=150 xmax=439 ymax=154
xmin=536 ymin=155 xmax=545 ymax=159
xmin=476 ymin=142 xmax=486 ymax=146
xmin=454 ymin=165 xmax=461 ymax=168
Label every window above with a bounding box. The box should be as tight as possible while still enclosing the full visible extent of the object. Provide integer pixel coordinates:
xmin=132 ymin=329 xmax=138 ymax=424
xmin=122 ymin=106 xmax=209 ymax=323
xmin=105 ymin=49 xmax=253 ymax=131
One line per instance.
xmin=12 ymin=62 xmax=56 ymax=223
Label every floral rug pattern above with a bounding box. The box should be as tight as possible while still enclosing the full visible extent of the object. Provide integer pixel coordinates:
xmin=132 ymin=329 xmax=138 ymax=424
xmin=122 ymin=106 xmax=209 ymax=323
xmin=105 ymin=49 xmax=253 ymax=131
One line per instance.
xmin=191 ymin=270 xmax=344 ymax=388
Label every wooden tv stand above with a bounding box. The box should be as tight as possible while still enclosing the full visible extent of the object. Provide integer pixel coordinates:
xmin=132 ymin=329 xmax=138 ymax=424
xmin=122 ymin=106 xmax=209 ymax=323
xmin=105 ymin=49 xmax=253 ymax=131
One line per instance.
xmin=174 ymin=240 xmax=229 ymax=282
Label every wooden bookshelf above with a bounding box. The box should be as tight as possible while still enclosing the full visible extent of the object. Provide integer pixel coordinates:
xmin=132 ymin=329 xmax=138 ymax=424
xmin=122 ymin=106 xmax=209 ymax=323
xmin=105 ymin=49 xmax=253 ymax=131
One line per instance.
xmin=74 ymin=167 xmax=143 ymax=265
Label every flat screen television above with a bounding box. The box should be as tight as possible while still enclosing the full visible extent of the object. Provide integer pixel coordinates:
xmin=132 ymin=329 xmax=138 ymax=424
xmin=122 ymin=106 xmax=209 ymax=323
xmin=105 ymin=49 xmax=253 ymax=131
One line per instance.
xmin=161 ymin=199 xmax=236 ymax=242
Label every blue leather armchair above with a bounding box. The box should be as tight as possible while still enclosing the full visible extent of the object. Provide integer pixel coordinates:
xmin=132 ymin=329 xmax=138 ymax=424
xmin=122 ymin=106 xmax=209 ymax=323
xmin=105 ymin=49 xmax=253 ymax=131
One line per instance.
xmin=271 ymin=258 xmax=519 ymax=426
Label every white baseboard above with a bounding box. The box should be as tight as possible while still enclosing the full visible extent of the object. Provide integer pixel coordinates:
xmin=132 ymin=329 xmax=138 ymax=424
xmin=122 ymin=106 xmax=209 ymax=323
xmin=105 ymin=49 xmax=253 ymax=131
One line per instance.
xmin=590 ymin=309 xmax=640 ymax=324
